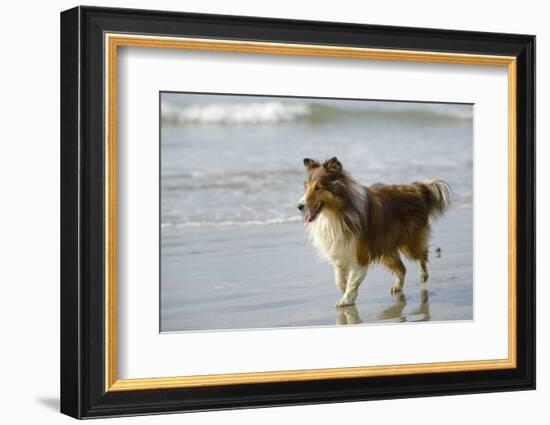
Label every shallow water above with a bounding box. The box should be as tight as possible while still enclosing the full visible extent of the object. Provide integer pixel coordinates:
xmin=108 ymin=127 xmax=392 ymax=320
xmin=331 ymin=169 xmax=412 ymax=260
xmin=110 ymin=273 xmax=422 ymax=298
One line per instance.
xmin=160 ymin=93 xmax=473 ymax=332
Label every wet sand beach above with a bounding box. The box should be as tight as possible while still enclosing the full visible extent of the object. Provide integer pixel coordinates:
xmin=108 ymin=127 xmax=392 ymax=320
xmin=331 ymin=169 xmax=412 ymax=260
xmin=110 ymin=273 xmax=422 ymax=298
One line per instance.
xmin=161 ymin=207 xmax=473 ymax=332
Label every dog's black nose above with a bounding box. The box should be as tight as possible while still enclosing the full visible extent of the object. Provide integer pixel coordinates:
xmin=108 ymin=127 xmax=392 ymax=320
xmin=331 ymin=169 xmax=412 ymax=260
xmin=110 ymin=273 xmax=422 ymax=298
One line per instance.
xmin=297 ymin=203 xmax=305 ymax=212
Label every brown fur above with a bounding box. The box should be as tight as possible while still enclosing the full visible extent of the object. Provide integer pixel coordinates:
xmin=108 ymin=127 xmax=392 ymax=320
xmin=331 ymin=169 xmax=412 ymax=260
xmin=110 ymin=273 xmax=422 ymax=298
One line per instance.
xmin=300 ymin=157 xmax=451 ymax=299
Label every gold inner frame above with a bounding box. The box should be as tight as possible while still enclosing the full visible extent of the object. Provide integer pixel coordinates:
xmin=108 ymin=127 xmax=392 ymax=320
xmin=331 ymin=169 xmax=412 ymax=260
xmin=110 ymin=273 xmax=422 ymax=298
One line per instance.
xmin=104 ymin=33 xmax=517 ymax=392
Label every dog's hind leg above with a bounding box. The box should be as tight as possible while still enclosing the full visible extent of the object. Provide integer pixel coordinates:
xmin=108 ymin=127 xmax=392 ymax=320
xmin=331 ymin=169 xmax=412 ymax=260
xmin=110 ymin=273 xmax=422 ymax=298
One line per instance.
xmin=414 ymin=244 xmax=430 ymax=284
xmin=333 ymin=264 xmax=349 ymax=294
xmin=404 ymin=245 xmax=429 ymax=283
xmin=419 ymin=259 xmax=429 ymax=284
xmin=382 ymin=252 xmax=406 ymax=294
xmin=402 ymin=227 xmax=430 ymax=284
xmin=335 ymin=263 xmax=367 ymax=307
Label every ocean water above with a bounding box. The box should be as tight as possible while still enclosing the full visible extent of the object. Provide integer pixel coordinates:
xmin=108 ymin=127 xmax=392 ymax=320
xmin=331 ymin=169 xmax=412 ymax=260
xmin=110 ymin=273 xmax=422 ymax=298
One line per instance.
xmin=161 ymin=94 xmax=473 ymax=229
xmin=160 ymin=93 xmax=474 ymax=332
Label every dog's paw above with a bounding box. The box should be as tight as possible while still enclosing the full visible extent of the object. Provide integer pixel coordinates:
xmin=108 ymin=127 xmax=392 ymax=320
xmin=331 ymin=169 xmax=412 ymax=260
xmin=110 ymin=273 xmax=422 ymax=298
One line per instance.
xmin=420 ymin=270 xmax=429 ymax=284
xmin=335 ymin=296 xmax=355 ymax=307
xmin=389 ymin=284 xmax=403 ymax=294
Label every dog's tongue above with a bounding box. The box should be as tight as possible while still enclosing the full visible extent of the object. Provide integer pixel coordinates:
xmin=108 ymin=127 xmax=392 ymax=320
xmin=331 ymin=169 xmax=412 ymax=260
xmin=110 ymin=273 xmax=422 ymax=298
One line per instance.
xmin=304 ymin=210 xmax=311 ymax=223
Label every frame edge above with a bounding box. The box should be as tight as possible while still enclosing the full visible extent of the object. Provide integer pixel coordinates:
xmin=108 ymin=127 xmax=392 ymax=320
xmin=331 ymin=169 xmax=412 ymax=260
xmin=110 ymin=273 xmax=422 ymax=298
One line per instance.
xmin=60 ymin=6 xmax=83 ymax=420
xmin=516 ymin=34 xmax=536 ymax=391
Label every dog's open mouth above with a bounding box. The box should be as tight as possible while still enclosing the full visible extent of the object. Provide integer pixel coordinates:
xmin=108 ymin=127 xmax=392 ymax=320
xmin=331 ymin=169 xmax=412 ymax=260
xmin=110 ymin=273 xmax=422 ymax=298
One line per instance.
xmin=304 ymin=202 xmax=323 ymax=223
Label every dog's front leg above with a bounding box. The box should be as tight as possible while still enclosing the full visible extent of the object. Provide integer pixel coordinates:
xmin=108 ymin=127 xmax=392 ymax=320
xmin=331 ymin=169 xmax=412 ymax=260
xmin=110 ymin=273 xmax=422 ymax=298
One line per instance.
xmin=336 ymin=264 xmax=367 ymax=307
xmin=333 ymin=264 xmax=349 ymax=294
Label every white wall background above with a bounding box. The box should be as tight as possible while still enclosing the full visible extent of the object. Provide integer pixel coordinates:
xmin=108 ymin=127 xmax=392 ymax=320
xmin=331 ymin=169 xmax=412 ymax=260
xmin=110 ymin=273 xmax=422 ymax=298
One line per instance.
xmin=0 ymin=1 xmax=544 ymax=423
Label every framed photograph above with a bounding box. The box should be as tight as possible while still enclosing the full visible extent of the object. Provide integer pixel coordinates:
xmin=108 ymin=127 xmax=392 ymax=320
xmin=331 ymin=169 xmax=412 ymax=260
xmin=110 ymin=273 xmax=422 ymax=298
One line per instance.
xmin=60 ymin=6 xmax=535 ymax=419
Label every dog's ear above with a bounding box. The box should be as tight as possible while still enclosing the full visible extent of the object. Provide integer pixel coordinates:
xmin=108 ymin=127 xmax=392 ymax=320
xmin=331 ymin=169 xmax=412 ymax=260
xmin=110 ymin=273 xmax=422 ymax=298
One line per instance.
xmin=303 ymin=158 xmax=320 ymax=171
xmin=323 ymin=157 xmax=342 ymax=173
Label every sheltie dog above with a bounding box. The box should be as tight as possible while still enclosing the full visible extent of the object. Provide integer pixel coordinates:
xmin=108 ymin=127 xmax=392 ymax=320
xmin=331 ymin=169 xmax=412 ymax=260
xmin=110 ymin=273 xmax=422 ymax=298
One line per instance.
xmin=297 ymin=157 xmax=451 ymax=307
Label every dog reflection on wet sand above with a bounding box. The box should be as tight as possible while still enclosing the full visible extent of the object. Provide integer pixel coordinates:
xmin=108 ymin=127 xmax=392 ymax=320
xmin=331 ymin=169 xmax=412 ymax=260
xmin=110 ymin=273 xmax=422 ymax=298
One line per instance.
xmin=336 ymin=289 xmax=431 ymax=325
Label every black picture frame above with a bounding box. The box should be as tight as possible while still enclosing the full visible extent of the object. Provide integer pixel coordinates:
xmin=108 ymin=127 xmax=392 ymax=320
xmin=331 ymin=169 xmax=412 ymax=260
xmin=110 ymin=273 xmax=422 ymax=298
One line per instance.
xmin=61 ymin=5 xmax=535 ymax=419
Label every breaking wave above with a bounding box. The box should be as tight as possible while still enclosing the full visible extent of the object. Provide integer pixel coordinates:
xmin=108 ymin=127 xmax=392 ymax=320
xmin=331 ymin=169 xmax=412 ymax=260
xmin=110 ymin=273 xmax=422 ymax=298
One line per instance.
xmin=162 ymin=102 xmax=310 ymax=125
xmin=161 ymin=101 xmax=472 ymax=125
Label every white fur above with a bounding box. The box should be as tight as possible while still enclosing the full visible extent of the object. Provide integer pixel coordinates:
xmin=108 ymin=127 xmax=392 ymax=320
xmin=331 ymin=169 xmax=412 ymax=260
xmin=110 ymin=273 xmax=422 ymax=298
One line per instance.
xmin=305 ymin=209 xmax=368 ymax=307
xmin=306 ymin=209 xmax=356 ymax=266
xmin=303 ymin=180 xmax=366 ymax=266
xmin=423 ymin=179 xmax=452 ymax=218
xmin=300 ymin=180 xmax=368 ymax=307
xmin=344 ymin=181 xmax=369 ymax=234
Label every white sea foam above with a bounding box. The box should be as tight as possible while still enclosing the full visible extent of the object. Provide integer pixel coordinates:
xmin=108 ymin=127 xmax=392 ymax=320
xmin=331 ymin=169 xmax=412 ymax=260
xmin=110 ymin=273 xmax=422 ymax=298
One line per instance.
xmin=161 ymin=216 xmax=302 ymax=228
xmin=162 ymin=102 xmax=311 ymax=125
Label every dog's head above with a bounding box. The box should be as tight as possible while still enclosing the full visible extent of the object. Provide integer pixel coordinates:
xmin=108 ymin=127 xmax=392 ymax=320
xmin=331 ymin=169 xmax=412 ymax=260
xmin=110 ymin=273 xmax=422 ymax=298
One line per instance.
xmin=297 ymin=157 xmax=346 ymax=223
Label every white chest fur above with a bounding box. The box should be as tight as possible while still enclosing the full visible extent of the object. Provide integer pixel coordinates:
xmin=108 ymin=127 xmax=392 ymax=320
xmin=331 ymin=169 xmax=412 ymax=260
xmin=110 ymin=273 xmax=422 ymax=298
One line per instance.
xmin=306 ymin=211 xmax=357 ymax=267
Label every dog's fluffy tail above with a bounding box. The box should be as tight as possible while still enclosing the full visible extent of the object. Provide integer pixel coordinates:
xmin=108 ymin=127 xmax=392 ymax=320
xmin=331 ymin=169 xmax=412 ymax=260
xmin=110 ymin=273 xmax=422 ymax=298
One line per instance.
xmin=422 ymin=179 xmax=452 ymax=219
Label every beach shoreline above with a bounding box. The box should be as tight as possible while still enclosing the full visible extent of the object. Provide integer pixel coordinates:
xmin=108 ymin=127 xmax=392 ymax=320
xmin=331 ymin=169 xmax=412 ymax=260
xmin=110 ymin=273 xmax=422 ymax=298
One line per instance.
xmin=161 ymin=207 xmax=473 ymax=332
